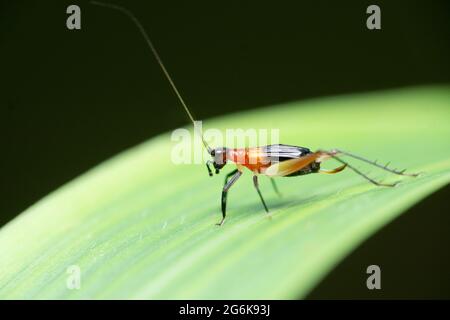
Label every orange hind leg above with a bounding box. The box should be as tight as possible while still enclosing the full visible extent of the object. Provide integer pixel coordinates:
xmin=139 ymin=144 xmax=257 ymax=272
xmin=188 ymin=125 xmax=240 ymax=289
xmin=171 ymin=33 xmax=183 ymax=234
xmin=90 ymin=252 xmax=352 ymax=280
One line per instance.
xmin=319 ymin=164 xmax=347 ymax=174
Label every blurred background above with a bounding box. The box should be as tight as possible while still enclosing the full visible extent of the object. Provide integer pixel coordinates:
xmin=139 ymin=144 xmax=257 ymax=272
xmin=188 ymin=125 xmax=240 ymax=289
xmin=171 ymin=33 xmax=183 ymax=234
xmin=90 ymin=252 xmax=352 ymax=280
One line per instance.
xmin=0 ymin=0 xmax=449 ymax=298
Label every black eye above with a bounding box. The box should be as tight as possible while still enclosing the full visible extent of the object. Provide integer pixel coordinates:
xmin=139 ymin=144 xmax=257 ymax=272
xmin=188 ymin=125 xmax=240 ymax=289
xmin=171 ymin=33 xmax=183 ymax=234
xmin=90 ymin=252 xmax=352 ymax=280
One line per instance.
xmin=210 ymin=149 xmax=215 ymax=156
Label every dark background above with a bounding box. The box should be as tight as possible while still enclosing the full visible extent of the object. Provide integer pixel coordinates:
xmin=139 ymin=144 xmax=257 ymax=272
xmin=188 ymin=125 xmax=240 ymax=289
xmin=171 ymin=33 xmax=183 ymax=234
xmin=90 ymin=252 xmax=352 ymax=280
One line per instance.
xmin=0 ymin=0 xmax=449 ymax=298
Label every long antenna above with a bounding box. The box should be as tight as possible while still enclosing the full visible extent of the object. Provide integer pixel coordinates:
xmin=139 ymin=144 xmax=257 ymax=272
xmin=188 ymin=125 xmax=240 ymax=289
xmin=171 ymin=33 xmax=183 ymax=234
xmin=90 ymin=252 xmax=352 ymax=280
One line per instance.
xmin=91 ymin=1 xmax=212 ymax=154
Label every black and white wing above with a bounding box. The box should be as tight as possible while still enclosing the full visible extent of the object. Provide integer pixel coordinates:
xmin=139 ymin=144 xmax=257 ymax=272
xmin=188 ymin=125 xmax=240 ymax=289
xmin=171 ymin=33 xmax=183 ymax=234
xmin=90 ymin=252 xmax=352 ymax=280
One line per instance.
xmin=261 ymin=144 xmax=311 ymax=163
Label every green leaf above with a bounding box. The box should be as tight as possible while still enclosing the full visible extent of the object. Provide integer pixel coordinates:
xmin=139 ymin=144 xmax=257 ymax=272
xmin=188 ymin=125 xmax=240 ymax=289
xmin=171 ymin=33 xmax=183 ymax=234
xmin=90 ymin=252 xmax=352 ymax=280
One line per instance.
xmin=0 ymin=86 xmax=449 ymax=299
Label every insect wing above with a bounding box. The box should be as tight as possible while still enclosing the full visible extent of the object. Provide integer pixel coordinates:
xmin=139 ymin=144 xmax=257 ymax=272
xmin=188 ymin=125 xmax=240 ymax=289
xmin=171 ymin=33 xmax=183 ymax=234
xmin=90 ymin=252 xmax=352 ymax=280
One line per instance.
xmin=265 ymin=152 xmax=319 ymax=177
xmin=262 ymin=144 xmax=311 ymax=163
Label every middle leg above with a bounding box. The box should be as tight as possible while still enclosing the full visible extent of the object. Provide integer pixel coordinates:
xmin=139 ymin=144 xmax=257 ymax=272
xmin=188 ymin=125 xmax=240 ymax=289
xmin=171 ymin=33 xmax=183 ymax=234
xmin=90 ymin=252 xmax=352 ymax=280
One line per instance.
xmin=253 ymin=175 xmax=269 ymax=213
xmin=270 ymin=178 xmax=282 ymax=197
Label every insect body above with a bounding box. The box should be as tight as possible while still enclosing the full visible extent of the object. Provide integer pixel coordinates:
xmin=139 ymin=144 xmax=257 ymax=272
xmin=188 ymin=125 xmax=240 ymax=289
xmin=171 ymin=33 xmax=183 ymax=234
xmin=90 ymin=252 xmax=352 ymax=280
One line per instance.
xmin=207 ymin=145 xmax=331 ymax=225
xmin=209 ymin=145 xmax=308 ymax=174
xmin=93 ymin=1 xmax=418 ymax=226
xmin=206 ymin=145 xmax=416 ymax=225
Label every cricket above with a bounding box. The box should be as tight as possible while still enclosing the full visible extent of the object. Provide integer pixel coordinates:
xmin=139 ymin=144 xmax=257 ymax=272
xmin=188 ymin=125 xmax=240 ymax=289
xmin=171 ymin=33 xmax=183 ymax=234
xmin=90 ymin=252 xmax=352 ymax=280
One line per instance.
xmin=92 ymin=1 xmax=419 ymax=226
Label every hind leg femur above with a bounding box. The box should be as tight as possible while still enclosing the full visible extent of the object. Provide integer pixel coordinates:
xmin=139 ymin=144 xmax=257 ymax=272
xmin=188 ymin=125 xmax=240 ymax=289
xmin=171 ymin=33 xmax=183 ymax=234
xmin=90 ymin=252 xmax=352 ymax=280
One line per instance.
xmin=319 ymin=164 xmax=347 ymax=174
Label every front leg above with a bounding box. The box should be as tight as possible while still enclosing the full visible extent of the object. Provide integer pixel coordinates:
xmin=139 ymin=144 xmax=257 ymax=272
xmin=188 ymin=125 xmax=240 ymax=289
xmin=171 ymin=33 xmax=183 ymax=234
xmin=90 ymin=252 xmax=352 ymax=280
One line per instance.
xmin=224 ymin=169 xmax=238 ymax=185
xmin=218 ymin=169 xmax=242 ymax=226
